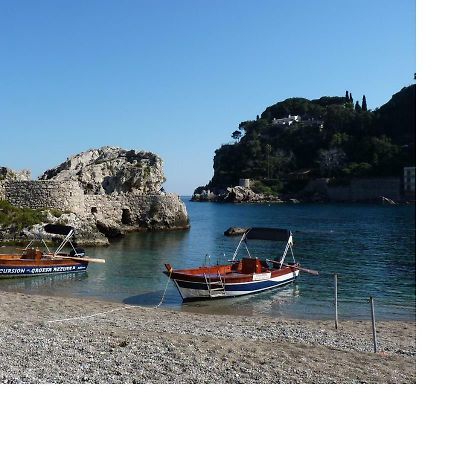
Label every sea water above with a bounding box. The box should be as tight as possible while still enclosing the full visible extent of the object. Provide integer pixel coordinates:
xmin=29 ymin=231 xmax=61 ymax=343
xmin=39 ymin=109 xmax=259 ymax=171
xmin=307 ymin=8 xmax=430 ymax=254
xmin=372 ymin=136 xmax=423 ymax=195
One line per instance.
xmin=0 ymin=199 xmax=416 ymax=320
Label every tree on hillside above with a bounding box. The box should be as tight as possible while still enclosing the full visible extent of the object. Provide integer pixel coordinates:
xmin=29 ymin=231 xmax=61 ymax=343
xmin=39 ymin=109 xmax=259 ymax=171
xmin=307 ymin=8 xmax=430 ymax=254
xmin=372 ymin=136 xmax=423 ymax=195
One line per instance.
xmin=264 ymin=144 xmax=272 ymax=179
xmin=231 ymin=130 xmax=242 ymax=142
xmin=197 ymin=85 xmax=416 ymax=194
xmin=317 ymin=147 xmax=346 ymax=176
xmin=362 ymin=95 xmax=367 ymax=111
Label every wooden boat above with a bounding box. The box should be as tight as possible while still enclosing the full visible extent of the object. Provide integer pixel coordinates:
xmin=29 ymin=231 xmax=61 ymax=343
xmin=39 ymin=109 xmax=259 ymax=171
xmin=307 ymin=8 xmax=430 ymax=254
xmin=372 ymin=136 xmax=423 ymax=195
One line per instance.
xmin=0 ymin=224 xmax=105 ymax=278
xmin=164 ymin=227 xmax=318 ymax=301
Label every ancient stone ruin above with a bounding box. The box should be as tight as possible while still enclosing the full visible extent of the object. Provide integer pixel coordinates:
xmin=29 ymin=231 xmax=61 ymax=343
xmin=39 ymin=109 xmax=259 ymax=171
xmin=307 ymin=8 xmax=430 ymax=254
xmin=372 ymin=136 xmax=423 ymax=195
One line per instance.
xmin=0 ymin=146 xmax=189 ymax=245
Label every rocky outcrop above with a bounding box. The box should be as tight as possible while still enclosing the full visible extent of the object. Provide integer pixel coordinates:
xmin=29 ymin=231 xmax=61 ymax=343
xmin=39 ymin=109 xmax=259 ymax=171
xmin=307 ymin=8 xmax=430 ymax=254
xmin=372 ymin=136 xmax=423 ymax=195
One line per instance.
xmin=139 ymin=194 xmax=191 ymax=230
xmin=95 ymin=218 xmax=126 ymax=239
xmin=0 ymin=167 xmax=31 ymax=181
xmin=224 ymin=227 xmax=248 ymax=236
xmin=1 ymin=211 xmax=110 ymax=247
xmin=1 ymin=147 xmax=189 ymax=245
xmin=39 ymin=146 xmax=165 ymax=195
xmin=192 ymin=186 xmax=281 ymax=203
xmin=191 ymin=189 xmax=217 ymax=202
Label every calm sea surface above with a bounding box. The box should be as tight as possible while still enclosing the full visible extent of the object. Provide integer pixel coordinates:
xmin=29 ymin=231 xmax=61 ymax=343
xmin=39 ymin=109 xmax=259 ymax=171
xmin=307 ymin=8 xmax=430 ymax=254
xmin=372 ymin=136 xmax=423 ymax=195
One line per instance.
xmin=1 ymin=199 xmax=416 ymax=320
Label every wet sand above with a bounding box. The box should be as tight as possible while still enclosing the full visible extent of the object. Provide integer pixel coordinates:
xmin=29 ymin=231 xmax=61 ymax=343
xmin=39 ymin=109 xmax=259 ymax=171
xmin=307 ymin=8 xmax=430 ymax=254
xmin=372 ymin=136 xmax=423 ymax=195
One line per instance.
xmin=0 ymin=290 xmax=415 ymax=383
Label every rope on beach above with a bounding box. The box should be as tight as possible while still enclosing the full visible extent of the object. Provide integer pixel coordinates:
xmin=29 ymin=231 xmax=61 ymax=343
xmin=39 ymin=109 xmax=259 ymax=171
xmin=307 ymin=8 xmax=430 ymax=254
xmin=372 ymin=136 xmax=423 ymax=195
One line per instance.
xmin=46 ymin=271 xmax=173 ymax=324
xmin=156 ymin=269 xmax=172 ymax=308
xmin=46 ymin=305 xmax=139 ymax=324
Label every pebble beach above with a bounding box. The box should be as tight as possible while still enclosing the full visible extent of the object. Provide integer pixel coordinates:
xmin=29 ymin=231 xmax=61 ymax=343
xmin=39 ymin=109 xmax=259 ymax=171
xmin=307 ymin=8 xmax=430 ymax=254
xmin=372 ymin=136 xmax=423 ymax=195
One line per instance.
xmin=0 ymin=290 xmax=415 ymax=384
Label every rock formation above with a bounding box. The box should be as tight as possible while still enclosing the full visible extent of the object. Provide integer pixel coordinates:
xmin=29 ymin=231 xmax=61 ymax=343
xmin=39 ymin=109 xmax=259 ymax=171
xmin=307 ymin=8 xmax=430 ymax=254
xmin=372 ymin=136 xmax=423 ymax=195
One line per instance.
xmin=0 ymin=146 xmax=189 ymax=245
xmin=0 ymin=167 xmax=31 ymax=181
xmin=224 ymin=227 xmax=248 ymax=236
xmin=39 ymin=146 xmax=165 ymax=195
xmin=192 ymin=186 xmax=281 ymax=203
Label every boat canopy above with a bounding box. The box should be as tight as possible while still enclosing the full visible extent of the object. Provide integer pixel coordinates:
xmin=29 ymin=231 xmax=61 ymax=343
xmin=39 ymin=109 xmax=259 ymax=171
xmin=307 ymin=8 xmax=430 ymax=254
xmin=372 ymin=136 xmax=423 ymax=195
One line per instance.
xmin=244 ymin=227 xmax=291 ymax=242
xmin=43 ymin=224 xmax=74 ymax=236
xmin=232 ymin=227 xmax=295 ymax=264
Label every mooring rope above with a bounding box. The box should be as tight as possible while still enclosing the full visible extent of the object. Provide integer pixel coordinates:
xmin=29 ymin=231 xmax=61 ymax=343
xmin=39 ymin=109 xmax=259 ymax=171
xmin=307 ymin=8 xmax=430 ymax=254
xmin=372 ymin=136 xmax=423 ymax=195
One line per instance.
xmin=155 ymin=269 xmax=172 ymax=308
xmin=46 ymin=271 xmax=173 ymax=323
xmin=46 ymin=305 xmax=139 ymax=324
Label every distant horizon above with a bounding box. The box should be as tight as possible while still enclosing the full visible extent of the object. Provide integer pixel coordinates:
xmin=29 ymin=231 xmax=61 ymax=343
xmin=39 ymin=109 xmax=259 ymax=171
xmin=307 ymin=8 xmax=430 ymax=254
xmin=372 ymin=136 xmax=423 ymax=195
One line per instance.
xmin=0 ymin=0 xmax=416 ymax=194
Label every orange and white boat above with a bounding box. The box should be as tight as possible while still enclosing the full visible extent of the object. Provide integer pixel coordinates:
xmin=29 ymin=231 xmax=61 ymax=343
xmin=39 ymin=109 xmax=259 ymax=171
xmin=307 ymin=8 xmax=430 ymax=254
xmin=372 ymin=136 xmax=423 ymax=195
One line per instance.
xmin=0 ymin=224 xmax=105 ymax=278
xmin=164 ymin=227 xmax=317 ymax=301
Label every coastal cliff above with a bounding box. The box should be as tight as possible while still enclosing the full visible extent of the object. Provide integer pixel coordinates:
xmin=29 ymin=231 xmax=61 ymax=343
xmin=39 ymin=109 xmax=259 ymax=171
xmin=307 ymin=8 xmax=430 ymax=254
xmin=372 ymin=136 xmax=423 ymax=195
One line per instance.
xmin=0 ymin=146 xmax=189 ymax=245
xmin=40 ymin=146 xmax=165 ymax=195
xmin=193 ymin=85 xmax=416 ymax=203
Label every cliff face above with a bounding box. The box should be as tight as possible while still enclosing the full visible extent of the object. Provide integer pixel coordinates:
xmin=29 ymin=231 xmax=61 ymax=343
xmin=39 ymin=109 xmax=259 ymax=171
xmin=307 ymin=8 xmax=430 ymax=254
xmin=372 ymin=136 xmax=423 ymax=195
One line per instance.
xmin=39 ymin=146 xmax=165 ymax=195
xmin=1 ymin=146 xmax=189 ymax=245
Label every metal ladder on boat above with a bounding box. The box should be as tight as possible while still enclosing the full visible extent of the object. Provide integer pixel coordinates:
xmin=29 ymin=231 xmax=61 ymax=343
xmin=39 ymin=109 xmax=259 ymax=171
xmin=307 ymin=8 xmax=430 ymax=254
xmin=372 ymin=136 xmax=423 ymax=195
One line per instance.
xmin=204 ymin=272 xmax=226 ymax=298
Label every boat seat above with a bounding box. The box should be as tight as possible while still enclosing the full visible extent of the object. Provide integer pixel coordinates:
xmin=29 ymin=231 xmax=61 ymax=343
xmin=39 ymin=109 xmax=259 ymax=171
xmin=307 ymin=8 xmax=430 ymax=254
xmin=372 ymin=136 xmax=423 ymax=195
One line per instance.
xmin=241 ymin=257 xmax=262 ymax=274
xmin=20 ymin=248 xmax=43 ymax=260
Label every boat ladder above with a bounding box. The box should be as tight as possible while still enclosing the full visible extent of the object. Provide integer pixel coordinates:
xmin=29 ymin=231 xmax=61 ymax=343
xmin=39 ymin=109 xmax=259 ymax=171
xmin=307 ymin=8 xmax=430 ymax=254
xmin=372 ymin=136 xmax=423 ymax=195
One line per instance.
xmin=204 ymin=272 xmax=226 ymax=298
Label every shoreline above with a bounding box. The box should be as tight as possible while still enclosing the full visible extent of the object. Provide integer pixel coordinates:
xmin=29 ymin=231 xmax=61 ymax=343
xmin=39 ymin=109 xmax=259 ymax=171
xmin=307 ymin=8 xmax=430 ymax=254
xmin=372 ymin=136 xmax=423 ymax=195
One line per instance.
xmin=0 ymin=290 xmax=415 ymax=383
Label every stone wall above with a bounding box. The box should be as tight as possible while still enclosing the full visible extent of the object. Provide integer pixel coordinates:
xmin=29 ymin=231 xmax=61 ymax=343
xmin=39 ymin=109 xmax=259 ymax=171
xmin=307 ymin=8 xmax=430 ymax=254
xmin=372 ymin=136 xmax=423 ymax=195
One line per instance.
xmin=327 ymin=177 xmax=402 ymax=202
xmin=0 ymin=180 xmax=188 ymax=230
xmin=84 ymin=192 xmax=189 ymax=229
xmin=0 ymin=180 xmax=86 ymax=214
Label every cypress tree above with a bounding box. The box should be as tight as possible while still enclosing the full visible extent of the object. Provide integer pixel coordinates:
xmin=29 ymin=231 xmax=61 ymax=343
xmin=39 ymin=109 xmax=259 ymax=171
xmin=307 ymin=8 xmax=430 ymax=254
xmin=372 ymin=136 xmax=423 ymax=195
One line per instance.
xmin=349 ymin=93 xmax=353 ymax=103
xmin=362 ymin=95 xmax=367 ymax=111
xmin=355 ymin=100 xmax=361 ymax=112
xmin=345 ymin=91 xmax=349 ymax=101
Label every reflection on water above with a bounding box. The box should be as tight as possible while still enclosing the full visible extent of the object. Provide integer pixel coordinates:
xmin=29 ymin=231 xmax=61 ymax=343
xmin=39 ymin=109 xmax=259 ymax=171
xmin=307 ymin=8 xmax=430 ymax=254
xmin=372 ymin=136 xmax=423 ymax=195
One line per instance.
xmin=2 ymin=272 xmax=89 ymax=291
xmin=0 ymin=200 xmax=415 ymax=320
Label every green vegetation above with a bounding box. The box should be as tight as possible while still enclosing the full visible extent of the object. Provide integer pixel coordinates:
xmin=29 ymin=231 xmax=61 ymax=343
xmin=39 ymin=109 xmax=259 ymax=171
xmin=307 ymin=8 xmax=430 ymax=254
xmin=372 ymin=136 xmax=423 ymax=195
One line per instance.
xmin=199 ymin=85 xmax=415 ymax=196
xmin=0 ymin=200 xmax=45 ymax=230
xmin=48 ymin=208 xmax=66 ymax=218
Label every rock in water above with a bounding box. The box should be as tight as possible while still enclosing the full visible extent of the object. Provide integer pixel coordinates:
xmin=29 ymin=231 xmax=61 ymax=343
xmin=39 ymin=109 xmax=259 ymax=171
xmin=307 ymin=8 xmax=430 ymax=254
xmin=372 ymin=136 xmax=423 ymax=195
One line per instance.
xmin=1 ymin=147 xmax=189 ymax=245
xmin=224 ymin=227 xmax=248 ymax=236
xmin=36 ymin=146 xmax=189 ymax=243
xmin=219 ymin=186 xmax=281 ymax=203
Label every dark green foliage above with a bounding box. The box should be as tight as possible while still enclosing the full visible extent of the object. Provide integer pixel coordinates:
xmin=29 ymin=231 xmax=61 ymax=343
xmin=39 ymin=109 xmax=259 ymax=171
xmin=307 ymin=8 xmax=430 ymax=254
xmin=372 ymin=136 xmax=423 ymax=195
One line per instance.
xmin=310 ymin=96 xmax=347 ymax=107
xmin=48 ymin=208 xmax=66 ymax=218
xmin=342 ymin=162 xmax=373 ymax=177
xmin=204 ymin=85 xmax=416 ymax=193
xmin=362 ymin=95 xmax=367 ymax=111
xmin=251 ymin=180 xmax=279 ymax=196
xmin=0 ymin=200 xmax=45 ymax=230
xmin=231 ymin=130 xmax=242 ymax=142
xmin=375 ymin=85 xmax=415 ymax=146
xmin=261 ymin=97 xmax=322 ymax=120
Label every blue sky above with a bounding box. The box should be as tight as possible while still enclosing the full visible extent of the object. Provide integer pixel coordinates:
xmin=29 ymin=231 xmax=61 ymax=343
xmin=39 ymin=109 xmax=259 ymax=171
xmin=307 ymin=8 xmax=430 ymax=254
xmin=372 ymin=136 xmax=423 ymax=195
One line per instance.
xmin=0 ymin=0 xmax=415 ymax=194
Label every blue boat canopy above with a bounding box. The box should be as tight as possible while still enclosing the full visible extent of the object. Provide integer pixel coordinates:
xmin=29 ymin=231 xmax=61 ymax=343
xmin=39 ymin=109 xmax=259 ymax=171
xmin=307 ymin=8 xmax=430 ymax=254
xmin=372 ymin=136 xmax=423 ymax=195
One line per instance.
xmin=244 ymin=227 xmax=291 ymax=242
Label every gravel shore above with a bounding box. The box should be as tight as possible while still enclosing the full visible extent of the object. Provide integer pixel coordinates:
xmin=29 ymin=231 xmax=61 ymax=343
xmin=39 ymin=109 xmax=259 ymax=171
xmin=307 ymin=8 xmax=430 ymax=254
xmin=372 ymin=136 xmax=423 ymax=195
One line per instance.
xmin=0 ymin=290 xmax=415 ymax=383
